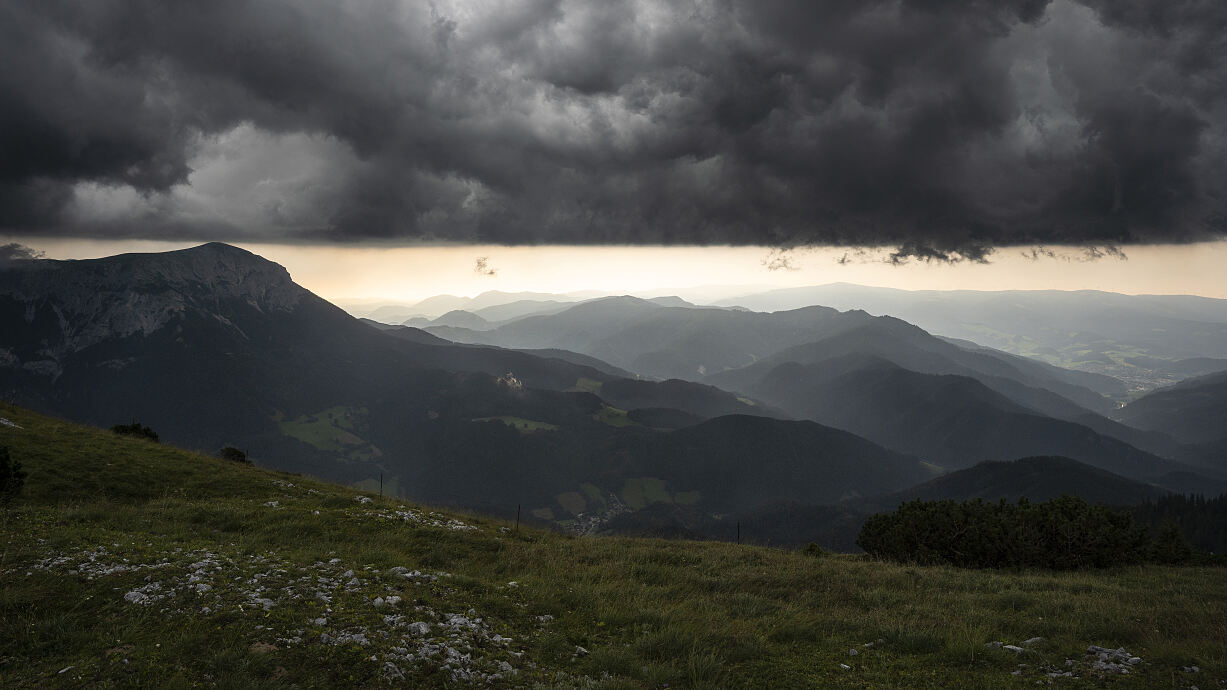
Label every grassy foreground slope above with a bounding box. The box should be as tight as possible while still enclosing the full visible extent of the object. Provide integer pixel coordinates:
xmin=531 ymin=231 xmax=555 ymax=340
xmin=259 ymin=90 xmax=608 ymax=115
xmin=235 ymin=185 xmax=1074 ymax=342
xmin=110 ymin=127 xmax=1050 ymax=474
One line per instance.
xmin=1 ymin=403 xmax=1223 ymax=689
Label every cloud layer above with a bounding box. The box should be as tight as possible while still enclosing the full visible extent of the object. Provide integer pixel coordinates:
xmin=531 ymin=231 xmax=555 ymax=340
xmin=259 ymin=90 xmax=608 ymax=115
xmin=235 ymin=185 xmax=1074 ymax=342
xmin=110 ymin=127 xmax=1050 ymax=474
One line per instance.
xmin=2 ymin=0 xmax=1224 ymax=256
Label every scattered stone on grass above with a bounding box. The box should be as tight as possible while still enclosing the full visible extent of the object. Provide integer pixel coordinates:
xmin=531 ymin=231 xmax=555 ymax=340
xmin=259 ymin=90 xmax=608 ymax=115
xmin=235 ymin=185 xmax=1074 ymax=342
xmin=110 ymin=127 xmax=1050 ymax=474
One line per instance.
xmin=367 ymin=506 xmax=478 ymax=531
xmin=25 ymin=542 xmax=532 ymax=686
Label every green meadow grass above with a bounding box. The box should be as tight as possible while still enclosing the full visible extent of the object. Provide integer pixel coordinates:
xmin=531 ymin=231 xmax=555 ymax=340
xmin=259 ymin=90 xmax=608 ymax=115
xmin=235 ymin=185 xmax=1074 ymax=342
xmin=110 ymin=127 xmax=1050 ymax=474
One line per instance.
xmin=1 ymin=402 xmax=1224 ymax=688
xmin=593 ymin=406 xmax=637 ymax=428
xmin=570 ymin=378 xmax=604 ymax=395
xmin=620 ymin=478 xmax=672 ymax=511
xmin=278 ymin=406 xmax=365 ymax=451
xmin=579 ymin=484 xmax=607 ymax=513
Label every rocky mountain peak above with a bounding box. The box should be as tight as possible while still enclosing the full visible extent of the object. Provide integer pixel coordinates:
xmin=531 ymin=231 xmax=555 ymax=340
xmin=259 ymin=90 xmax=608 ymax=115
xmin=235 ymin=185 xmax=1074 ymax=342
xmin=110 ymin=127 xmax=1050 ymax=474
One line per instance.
xmin=0 ymin=243 xmax=311 ymax=368
xmin=123 ymin=243 xmax=303 ymax=307
xmin=1 ymin=242 xmax=305 ymax=308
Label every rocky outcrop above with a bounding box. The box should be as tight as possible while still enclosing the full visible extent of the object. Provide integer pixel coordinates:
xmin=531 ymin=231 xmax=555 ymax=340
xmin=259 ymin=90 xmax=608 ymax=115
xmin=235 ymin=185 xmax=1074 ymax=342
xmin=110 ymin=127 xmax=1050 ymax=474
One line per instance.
xmin=0 ymin=243 xmax=308 ymax=370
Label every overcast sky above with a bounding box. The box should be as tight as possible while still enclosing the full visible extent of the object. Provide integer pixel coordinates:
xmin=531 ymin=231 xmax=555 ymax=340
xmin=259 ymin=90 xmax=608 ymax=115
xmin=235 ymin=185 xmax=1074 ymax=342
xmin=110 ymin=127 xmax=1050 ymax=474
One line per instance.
xmin=2 ymin=0 xmax=1225 ymax=263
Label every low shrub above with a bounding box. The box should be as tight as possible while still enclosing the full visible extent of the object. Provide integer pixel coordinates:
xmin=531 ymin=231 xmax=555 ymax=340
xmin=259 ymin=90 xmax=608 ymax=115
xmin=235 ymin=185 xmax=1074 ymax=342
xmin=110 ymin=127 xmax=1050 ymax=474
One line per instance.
xmin=110 ymin=421 xmax=159 ymax=442
xmin=219 ymin=446 xmax=250 ymax=464
xmin=0 ymin=446 xmax=26 ymax=508
xmin=856 ymin=495 xmax=1192 ymax=569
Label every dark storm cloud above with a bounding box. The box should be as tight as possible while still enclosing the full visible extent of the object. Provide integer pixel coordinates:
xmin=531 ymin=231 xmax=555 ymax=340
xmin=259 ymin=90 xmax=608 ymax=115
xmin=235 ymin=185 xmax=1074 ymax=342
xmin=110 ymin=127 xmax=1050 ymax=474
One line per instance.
xmin=762 ymin=249 xmax=799 ymax=272
xmin=0 ymin=0 xmax=1224 ymax=257
xmin=0 ymin=243 xmax=45 ymax=262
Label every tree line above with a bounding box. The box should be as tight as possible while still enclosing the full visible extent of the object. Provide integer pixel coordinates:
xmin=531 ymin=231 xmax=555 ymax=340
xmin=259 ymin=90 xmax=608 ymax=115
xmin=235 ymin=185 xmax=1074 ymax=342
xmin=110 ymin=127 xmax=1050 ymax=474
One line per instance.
xmin=1131 ymin=493 xmax=1227 ymax=555
xmin=857 ymin=495 xmax=1202 ymax=569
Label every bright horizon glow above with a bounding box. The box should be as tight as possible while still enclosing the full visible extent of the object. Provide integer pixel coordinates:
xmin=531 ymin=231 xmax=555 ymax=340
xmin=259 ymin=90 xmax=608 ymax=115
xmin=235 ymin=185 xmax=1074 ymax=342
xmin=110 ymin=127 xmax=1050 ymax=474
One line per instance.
xmin=7 ymin=236 xmax=1227 ymax=304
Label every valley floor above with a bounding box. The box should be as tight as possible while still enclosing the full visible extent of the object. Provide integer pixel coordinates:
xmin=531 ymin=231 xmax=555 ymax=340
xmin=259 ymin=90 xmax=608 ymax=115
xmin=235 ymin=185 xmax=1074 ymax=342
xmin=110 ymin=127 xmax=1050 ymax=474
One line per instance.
xmin=1 ymin=404 xmax=1224 ymax=688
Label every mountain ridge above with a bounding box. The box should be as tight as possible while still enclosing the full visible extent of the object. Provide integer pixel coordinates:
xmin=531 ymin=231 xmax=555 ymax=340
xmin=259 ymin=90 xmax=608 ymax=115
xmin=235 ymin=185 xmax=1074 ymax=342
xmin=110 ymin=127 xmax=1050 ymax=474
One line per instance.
xmin=0 ymin=243 xmax=307 ymax=369
xmin=0 ymin=243 xmax=910 ymax=534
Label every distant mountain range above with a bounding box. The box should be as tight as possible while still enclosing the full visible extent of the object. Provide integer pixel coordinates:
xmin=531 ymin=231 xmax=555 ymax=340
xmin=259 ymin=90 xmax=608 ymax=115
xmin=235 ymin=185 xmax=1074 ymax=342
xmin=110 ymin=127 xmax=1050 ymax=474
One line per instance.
xmin=0 ymin=244 xmax=925 ymax=532
xmin=355 ymin=290 xmax=606 ymax=323
xmin=2 ymin=243 xmax=1222 ymax=547
xmin=356 ymin=283 xmax=1227 ymax=393
xmin=400 ymin=293 xmax=1188 ymax=479
xmin=713 ymin=283 xmax=1227 ymax=389
xmin=1115 ymin=371 xmax=1227 ymax=445
xmin=0 ymin=243 xmax=625 ymax=481
xmin=414 ymin=297 xmax=1119 ymax=396
xmin=870 ymin=455 xmax=1167 ymax=508
xmin=1113 ymin=371 xmax=1227 ymax=475
xmin=710 ymin=354 xmax=1176 ymax=477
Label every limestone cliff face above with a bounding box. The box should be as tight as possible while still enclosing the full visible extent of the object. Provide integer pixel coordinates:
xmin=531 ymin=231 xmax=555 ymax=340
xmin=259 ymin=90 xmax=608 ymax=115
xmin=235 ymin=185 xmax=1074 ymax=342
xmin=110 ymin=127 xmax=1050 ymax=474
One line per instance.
xmin=0 ymin=243 xmax=309 ymax=374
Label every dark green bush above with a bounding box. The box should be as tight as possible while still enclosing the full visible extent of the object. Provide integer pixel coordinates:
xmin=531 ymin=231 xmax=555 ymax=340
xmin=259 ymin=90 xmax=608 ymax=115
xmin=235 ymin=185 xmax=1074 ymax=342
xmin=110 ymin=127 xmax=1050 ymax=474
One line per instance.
xmin=801 ymin=542 xmax=827 ymax=558
xmin=219 ymin=446 xmax=250 ymax=464
xmin=110 ymin=421 xmax=159 ymax=442
xmin=857 ymin=495 xmax=1160 ymax=569
xmin=1150 ymin=520 xmax=1194 ymax=564
xmin=1132 ymin=493 xmax=1227 ymax=555
xmin=0 ymin=446 xmax=26 ymax=508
